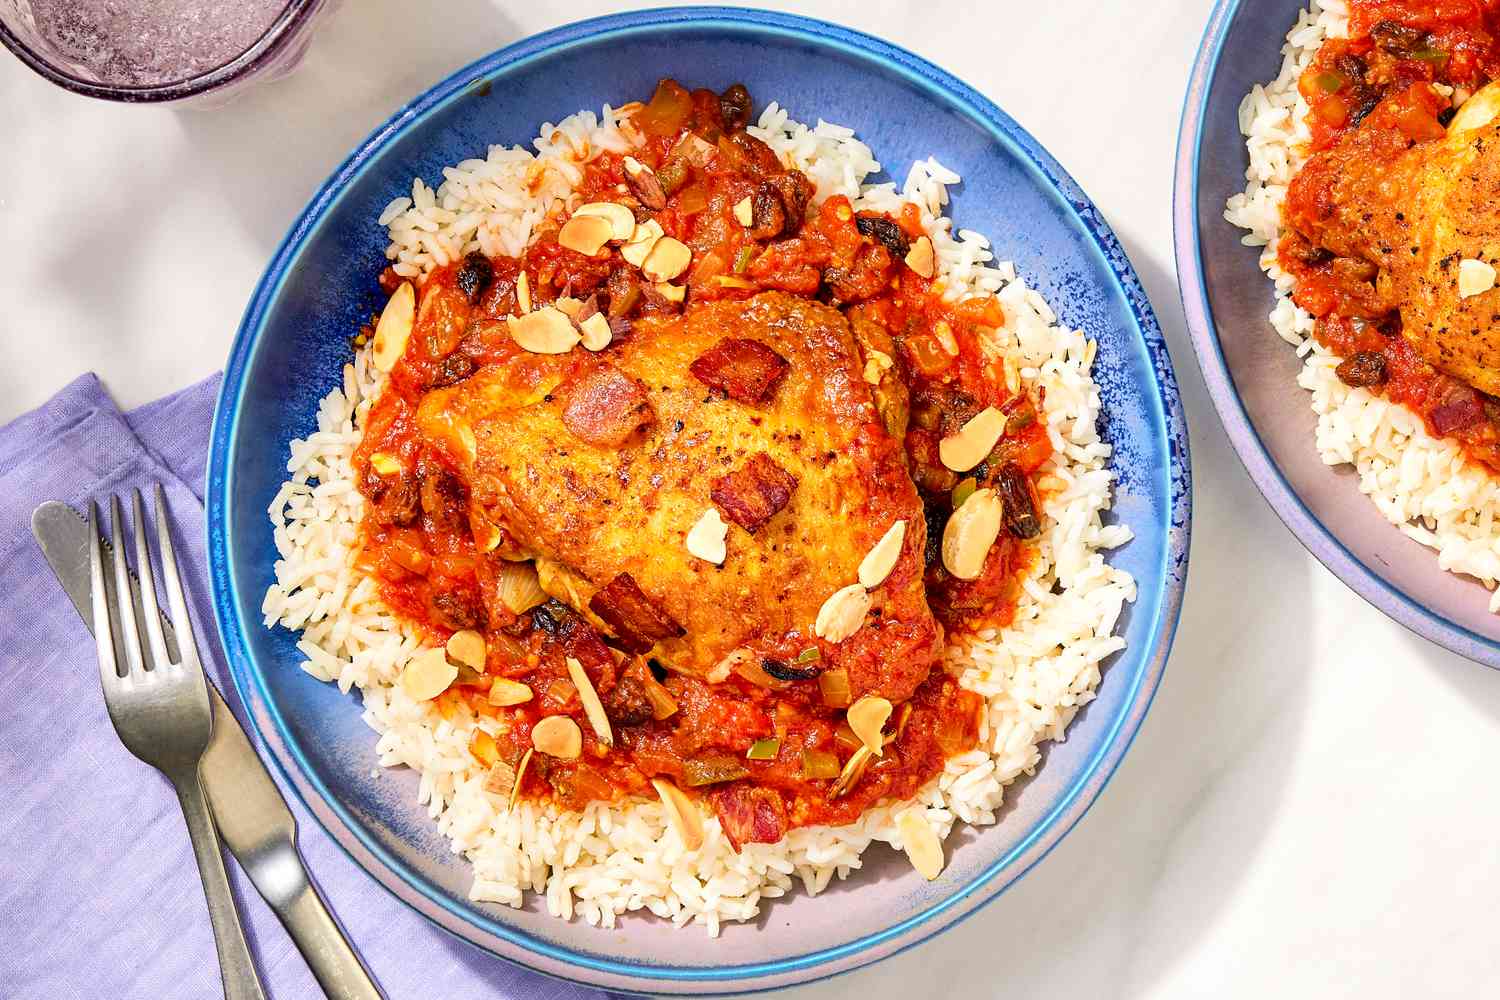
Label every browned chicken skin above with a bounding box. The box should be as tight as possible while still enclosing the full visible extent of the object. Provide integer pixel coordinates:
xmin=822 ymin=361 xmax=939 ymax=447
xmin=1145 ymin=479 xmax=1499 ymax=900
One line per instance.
xmin=416 ymin=292 xmax=942 ymax=703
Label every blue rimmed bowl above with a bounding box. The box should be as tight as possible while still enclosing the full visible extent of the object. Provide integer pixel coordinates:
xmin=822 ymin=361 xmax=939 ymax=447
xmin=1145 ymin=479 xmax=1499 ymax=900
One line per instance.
xmin=1176 ymin=0 xmax=1500 ymax=667
xmin=208 ymin=7 xmax=1190 ymax=993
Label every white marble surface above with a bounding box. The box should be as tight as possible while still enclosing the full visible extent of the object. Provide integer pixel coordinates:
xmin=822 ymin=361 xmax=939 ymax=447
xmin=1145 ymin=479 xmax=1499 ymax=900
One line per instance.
xmin=6 ymin=1 xmax=1500 ymax=996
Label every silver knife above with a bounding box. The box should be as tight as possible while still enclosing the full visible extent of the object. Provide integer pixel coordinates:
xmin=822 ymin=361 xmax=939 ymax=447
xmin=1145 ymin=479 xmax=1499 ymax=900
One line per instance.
xmin=32 ymin=500 xmax=385 ymax=1000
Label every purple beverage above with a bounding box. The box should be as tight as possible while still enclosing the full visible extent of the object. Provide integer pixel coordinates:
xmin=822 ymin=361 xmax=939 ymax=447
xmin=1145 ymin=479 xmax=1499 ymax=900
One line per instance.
xmin=29 ymin=0 xmax=290 ymax=87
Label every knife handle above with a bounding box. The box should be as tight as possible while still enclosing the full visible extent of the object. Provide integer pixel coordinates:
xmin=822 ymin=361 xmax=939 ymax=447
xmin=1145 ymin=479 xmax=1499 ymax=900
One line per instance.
xmin=262 ymin=843 xmax=386 ymax=1000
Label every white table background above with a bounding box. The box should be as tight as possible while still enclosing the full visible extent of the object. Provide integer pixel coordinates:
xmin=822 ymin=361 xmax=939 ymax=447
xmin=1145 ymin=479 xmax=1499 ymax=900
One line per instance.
xmin=5 ymin=1 xmax=1499 ymax=996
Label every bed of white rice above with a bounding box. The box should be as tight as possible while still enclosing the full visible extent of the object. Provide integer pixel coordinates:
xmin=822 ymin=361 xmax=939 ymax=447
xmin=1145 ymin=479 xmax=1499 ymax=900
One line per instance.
xmin=263 ymin=101 xmax=1136 ymax=934
xmin=1226 ymin=0 xmax=1500 ymax=608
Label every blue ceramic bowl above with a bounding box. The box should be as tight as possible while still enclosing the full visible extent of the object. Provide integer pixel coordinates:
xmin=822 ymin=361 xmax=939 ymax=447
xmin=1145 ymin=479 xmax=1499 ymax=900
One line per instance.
xmin=1176 ymin=0 xmax=1500 ymax=668
xmin=208 ymin=7 xmax=1190 ymax=993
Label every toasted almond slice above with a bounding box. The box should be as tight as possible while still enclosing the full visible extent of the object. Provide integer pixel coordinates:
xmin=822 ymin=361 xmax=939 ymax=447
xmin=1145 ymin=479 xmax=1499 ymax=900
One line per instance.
xmin=1459 ymin=258 xmax=1497 ymax=298
xmin=685 ymin=508 xmax=728 ymax=565
xmin=516 ymin=270 xmax=532 ymax=313
xmin=938 ymin=407 xmax=1007 ymax=472
xmin=847 ymin=695 xmax=893 ymax=757
xmin=858 ymin=520 xmax=906 ymax=589
xmin=400 ymin=647 xmax=457 ymax=702
xmin=941 ymin=487 xmax=1003 ymax=580
xmin=531 ymin=715 xmax=582 ymax=759
xmin=554 ymin=296 xmax=584 ymax=319
xmin=558 ymin=214 xmax=614 ymax=256
xmin=814 ymin=584 xmax=872 ymax=644
xmin=371 ymin=281 xmax=416 ymax=372
xmin=579 ymin=313 xmax=612 ymax=351
xmin=904 ymin=235 xmax=936 ymax=279
xmin=897 ymin=809 xmax=945 ymax=880
xmin=622 ymin=219 xmax=664 ymax=267
xmin=496 ymin=560 xmax=547 ymax=614
xmin=862 ymin=349 xmax=893 ymax=385
xmin=829 ymin=744 xmax=873 ymax=799
xmin=488 ymin=677 xmax=534 ymax=707
xmin=508 ymin=306 xmax=580 ymax=354
xmin=483 ymin=757 xmax=516 ymax=797
xmin=369 ymin=452 xmax=401 ymax=476
xmin=565 ymin=656 xmax=614 ymax=748
xmin=509 ymin=748 xmax=533 ymax=810
xmin=655 ymin=282 xmax=686 ymax=304
xmin=733 ymin=197 xmax=753 ymax=226
xmin=574 ymin=201 xmax=636 ymax=241
xmin=651 ymin=778 xmax=704 ymax=851
xmin=642 ymin=236 xmax=691 ymax=282
xmin=445 ymin=629 xmax=486 ymax=670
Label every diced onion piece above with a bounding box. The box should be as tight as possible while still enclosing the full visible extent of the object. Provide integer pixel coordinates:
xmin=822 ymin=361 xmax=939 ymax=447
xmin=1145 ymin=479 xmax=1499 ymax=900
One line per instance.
xmin=445 ymin=629 xmax=486 ymax=669
xmin=818 ymin=667 xmax=851 ymax=708
xmin=857 ymin=520 xmax=906 ymax=589
xmin=400 ymin=648 xmax=457 ymax=702
xmin=814 ymin=584 xmax=872 ymax=643
xmin=1459 ymin=258 xmax=1497 ymax=298
xmin=897 ymin=809 xmax=945 ymax=880
xmin=497 ymin=561 xmax=547 ymax=614
xmin=565 ymin=656 xmax=614 ymax=748
xmin=800 ymin=748 xmax=841 ymax=780
xmin=747 ymin=737 xmax=780 ymax=761
xmin=468 ymin=729 xmax=498 ymax=767
xmin=371 ymin=281 xmax=415 ymax=372
xmin=938 ymin=407 xmax=1007 ymax=472
xmin=847 ymin=695 xmax=893 ymax=757
xmin=487 ymin=678 xmax=533 ymax=707
xmin=941 ymin=487 xmax=1003 ymax=580
xmin=369 ymin=452 xmax=401 ymax=476
xmin=652 ymin=778 xmax=704 ymax=851
xmin=640 ymin=669 xmax=679 ymax=720
xmin=733 ymin=197 xmax=753 ymax=226
xmin=531 ymin=715 xmax=582 ymax=759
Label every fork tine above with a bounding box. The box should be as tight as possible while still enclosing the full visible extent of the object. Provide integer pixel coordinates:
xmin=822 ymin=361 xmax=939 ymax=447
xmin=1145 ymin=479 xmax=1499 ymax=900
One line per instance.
xmin=109 ymin=495 xmax=148 ymax=676
xmin=87 ymin=501 xmax=122 ymax=683
xmin=152 ymin=483 xmax=198 ymax=663
xmin=132 ymin=488 xmax=172 ymax=670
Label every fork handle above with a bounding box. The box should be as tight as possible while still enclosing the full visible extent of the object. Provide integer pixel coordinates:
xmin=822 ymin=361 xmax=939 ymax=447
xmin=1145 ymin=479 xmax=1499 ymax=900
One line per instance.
xmin=174 ymin=772 xmax=269 ymax=1000
xmin=269 ymin=858 xmax=385 ymax=1000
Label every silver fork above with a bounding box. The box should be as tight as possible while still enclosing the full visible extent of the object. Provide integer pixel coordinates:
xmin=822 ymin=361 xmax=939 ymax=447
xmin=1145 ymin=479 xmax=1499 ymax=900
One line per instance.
xmin=89 ymin=486 xmax=267 ymax=1000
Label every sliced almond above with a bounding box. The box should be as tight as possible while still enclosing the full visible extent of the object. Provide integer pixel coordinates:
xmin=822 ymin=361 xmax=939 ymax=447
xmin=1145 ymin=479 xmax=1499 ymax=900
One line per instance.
xmin=573 ymin=201 xmax=636 ymax=241
xmin=938 ymin=407 xmax=1007 ymax=472
xmin=641 ymin=236 xmax=691 ymax=282
xmin=445 ymin=629 xmax=486 ymax=670
xmin=369 ymin=452 xmax=401 ymax=476
xmin=905 ymin=235 xmax=936 ymax=279
xmin=1459 ymin=257 xmax=1497 ymax=298
xmin=558 ymin=214 xmax=614 ymax=256
xmin=897 ymin=809 xmax=945 ymax=880
xmin=655 ymin=282 xmax=686 ymax=304
xmin=496 ymin=560 xmax=547 ymax=614
xmin=733 ymin=197 xmax=753 ymax=226
xmin=622 ymin=219 xmax=664 ymax=267
xmin=509 ymin=748 xmax=533 ymax=810
xmin=531 ymin=715 xmax=582 ymax=759
xmin=858 ymin=520 xmax=906 ymax=589
xmin=829 ymin=744 xmax=873 ymax=799
xmin=685 ymin=508 xmax=728 ymax=565
xmin=863 ymin=349 xmax=893 ymax=385
xmin=941 ymin=487 xmax=1003 ymax=580
xmin=516 ymin=270 xmax=532 ymax=313
xmin=579 ymin=313 xmax=612 ymax=351
xmin=814 ymin=584 xmax=872 ymax=644
xmin=508 ymin=306 xmax=580 ymax=354
xmin=488 ymin=678 xmax=534 ymax=707
xmin=554 ymin=296 xmax=584 ymax=319
xmin=565 ymin=656 xmax=614 ymax=748
xmin=651 ymin=778 xmax=704 ymax=851
xmin=371 ymin=281 xmax=415 ymax=372
xmin=400 ymin=647 xmax=457 ymax=702
xmin=848 ymin=695 xmax=893 ymax=757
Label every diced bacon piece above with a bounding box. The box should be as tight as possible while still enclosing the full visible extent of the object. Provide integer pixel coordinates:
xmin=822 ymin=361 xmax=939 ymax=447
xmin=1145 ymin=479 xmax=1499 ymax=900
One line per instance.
xmin=562 ymin=364 xmax=654 ymax=447
xmin=688 ymin=338 xmax=790 ymax=404
xmin=710 ymin=453 xmax=798 ymax=533
xmin=709 ymin=784 xmax=788 ymax=852
xmin=588 ymin=572 xmax=685 ymax=654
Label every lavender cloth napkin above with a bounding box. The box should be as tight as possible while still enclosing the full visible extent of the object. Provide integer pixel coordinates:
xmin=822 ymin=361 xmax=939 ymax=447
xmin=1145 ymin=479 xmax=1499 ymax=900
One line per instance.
xmin=0 ymin=374 xmax=618 ymax=1000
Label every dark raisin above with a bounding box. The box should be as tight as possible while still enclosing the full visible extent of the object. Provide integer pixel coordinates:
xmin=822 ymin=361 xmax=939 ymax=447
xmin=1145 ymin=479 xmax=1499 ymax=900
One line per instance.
xmin=530 ymin=602 xmax=563 ymax=636
xmin=855 ymin=215 xmax=911 ymax=258
xmin=647 ymin=658 xmax=669 ymax=682
xmin=624 ymin=160 xmax=668 ymax=211
xmin=1335 ymin=351 xmax=1388 ymax=388
xmin=1370 ymin=19 xmax=1425 ymax=56
xmin=429 ymin=590 xmax=483 ymax=631
xmin=1293 ymin=244 xmax=1334 ymax=267
xmin=1374 ymin=313 xmax=1403 ymax=337
xmin=602 ymin=675 xmax=654 ymax=727
xmin=749 ymin=182 xmax=787 ymax=240
xmin=1439 ymin=106 xmax=1458 ymax=127
xmin=431 ymin=352 xmax=477 ymax=388
xmin=994 ymin=462 xmax=1041 ymax=540
xmin=719 ymin=83 xmax=752 ymax=129
xmin=921 ymin=496 xmax=948 ymax=567
xmin=760 ymin=658 xmax=819 ymax=682
xmin=456 ymin=252 xmax=494 ymax=304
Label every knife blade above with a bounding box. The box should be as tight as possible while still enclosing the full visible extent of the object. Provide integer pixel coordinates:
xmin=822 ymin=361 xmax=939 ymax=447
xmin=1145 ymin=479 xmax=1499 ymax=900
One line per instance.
xmin=32 ymin=500 xmax=384 ymax=1000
